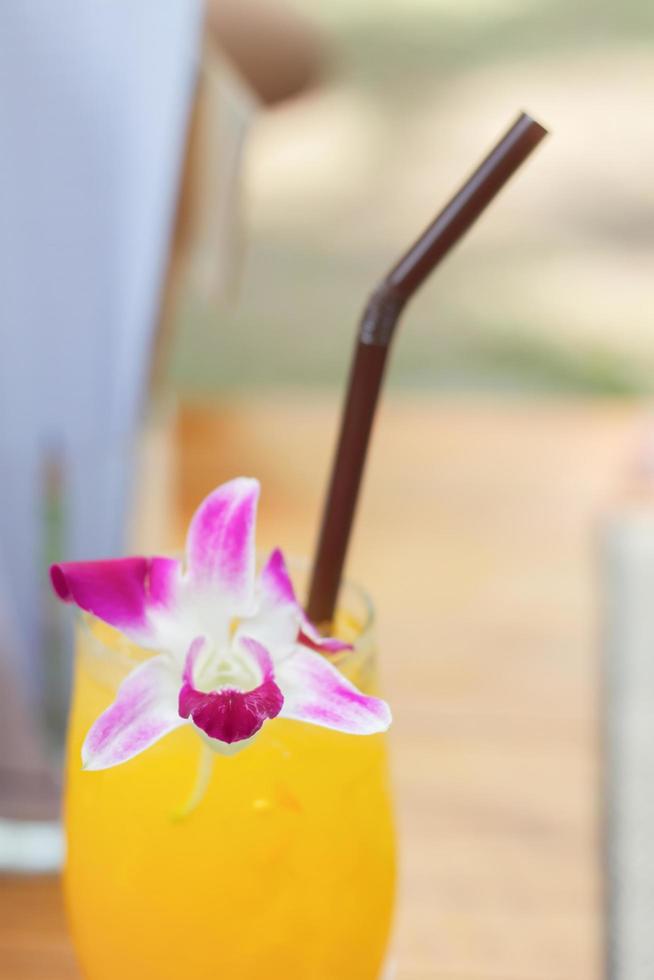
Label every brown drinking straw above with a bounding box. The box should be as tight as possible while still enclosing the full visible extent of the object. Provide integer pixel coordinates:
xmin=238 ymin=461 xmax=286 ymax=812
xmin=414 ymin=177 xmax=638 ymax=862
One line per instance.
xmin=307 ymin=111 xmax=548 ymax=625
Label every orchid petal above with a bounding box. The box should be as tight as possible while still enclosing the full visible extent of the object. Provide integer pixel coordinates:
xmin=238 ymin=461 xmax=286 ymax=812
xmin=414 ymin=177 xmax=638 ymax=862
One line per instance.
xmin=298 ymin=619 xmax=353 ymax=655
xmin=277 ymin=648 xmax=391 ymax=735
xmin=50 ymin=556 xmax=180 ymax=649
xmin=235 ymin=548 xmax=302 ymax=655
xmin=179 ymin=636 xmax=283 ymax=745
xmin=260 ymin=547 xmax=296 ymax=609
xmin=245 ymin=548 xmax=351 ymax=656
xmin=82 ymin=655 xmax=184 ymax=770
xmin=185 ymin=478 xmax=259 ymax=615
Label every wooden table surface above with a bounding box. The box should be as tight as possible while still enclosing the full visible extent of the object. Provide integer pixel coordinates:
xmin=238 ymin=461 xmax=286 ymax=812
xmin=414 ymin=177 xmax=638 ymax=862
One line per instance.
xmin=1 ymin=393 xmax=642 ymax=979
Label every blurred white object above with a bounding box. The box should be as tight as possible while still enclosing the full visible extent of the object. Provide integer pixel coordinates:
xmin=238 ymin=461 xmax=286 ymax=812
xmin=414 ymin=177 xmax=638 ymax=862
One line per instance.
xmin=380 ymin=957 xmax=397 ymax=979
xmin=182 ymin=50 xmax=256 ymax=303
xmin=0 ymin=819 xmax=64 ymax=874
xmin=0 ymin=1 xmax=203 ymax=821
xmin=603 ymin=436 xmax=654 ymax=979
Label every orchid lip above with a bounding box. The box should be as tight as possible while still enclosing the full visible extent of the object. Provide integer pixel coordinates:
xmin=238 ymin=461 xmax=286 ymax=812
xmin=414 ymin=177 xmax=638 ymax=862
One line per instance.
xmin=179 ymin=637 xmax=284 ymax=744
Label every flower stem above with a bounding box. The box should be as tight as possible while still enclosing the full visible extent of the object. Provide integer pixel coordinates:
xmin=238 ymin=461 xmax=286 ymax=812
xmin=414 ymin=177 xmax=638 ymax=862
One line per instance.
xmin=171 ymin=744 xmax=215 ymax=821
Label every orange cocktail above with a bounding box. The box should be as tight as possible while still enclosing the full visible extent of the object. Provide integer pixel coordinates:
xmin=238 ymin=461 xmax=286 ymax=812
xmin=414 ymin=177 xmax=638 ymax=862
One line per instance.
xmin=53 ymin=479 xmax=395 ymax=980
xmin=64 ymin=601 xmax=395 ymax=979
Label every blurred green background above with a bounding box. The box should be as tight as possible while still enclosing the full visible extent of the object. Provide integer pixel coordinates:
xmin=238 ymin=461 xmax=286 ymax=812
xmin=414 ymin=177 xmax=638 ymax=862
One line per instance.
xmin=171 ymin=0 xmax=654 ymax=395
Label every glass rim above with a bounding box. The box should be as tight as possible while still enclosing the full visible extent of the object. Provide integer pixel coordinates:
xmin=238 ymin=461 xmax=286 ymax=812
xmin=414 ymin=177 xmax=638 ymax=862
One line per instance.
xmin=76 ymin=552 xmax=376 ymax=666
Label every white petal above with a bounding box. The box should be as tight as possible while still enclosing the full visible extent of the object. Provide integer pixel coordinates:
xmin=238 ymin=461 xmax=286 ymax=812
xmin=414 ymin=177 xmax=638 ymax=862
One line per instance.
xmin=185 ymin=478 xmax=259 ymax=615
xmin=277 ymin=648 xmax=391 ymax=735
xmin=236 ymin=548 xmax=301 ymax=656
xmin=82 ymin=655 xmax=185 ymax=770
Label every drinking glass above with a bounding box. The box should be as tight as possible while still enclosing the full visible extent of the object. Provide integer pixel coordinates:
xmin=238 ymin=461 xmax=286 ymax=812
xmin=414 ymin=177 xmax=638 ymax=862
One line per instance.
xmin=63 ymin=565 xmax=396 ymax=979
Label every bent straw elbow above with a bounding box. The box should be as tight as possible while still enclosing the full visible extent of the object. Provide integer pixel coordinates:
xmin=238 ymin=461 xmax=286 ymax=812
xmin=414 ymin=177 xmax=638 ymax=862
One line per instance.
xmin=308 ymin=111 xmax=548 ymax=625
xmin=359 ymin=286 xmax=407 ymax=347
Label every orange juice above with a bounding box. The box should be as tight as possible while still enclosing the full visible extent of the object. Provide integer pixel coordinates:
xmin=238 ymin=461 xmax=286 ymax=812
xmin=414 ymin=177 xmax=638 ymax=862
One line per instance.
xmin=64 ymin=605 xmax=395 ymax=979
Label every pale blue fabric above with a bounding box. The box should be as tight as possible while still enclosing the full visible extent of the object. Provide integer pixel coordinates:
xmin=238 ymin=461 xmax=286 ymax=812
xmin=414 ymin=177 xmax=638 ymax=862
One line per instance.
xmin=0 ymin=1 xmax=203 ymax=803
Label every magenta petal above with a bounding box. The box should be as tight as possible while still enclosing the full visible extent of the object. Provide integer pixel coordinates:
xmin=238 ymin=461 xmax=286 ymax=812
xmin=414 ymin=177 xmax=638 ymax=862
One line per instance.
xmin=50 ymin=556 xmax=179 ymax=646
xmin=239 ymin=548 xmax=303 ymax=652
xmin=260 ymin=549 xmax=352 ymax=654
xmin=298 ymin=622 xmax=353 ymax=655
xmin=182 ymin=635 xmax=206 ymax=686
xmin=178 ymin=636 xmax=283 ymax=744
xmin=277 ymin=648 xmax=391 ymax=735
xmin=186 ymin=478 xmax=259 ymax=611
xmin=260 ymin=548 xmax=296 ymax=605
xmin=82 ymin=655 xmax=184 ymax=770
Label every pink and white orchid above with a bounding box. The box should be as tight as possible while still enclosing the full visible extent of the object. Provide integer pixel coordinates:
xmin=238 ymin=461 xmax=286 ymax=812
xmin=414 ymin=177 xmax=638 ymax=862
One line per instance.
xmin=51 ymin=478 xmax=391 ymax=770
